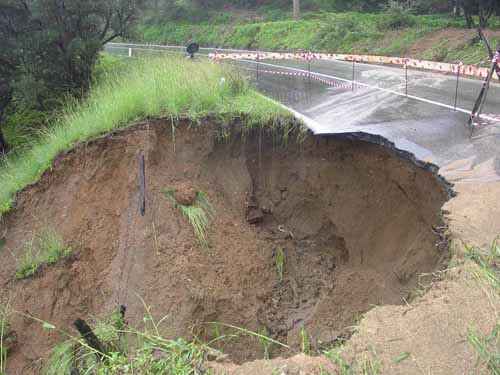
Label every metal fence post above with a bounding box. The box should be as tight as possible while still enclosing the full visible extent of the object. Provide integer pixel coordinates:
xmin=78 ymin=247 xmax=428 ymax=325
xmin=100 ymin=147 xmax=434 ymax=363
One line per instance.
xmin=454 ymin=62 xmax=462 ymax=110
xmin=307 ymin=51 xmax=311 ymax=84
xmin=404 ymin=59 xmax=408 ymax=97
xmin=138 ymin=153 xmax=146 ymax=216
xmin=256 ymin=53 xmax=260 ymax=85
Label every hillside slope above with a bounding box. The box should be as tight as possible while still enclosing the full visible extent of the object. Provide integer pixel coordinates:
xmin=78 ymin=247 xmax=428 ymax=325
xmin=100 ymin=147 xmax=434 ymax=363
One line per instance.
xmin=139 ymin=12 xmax=499 ymax=65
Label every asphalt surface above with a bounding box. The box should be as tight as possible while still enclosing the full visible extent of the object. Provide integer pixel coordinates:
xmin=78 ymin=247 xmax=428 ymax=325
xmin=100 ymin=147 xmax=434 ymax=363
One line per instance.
xmin=105 ymin=43 xmax=500 ymax=182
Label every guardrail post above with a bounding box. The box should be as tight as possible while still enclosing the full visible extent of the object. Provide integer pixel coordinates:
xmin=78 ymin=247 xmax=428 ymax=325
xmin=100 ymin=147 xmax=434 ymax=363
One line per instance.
xmin=454 ymin=62 xmax=462 ymax=110
xmin=128 ymin=47 xmax=132 ymax=58
xmin=351 ymin=59 xmax=355 ymax=91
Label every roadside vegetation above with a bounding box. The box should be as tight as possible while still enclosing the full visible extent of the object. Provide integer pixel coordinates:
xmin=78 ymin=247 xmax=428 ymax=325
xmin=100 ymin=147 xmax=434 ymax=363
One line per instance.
xmin=138 ymin=10 xmax=500 ymax=66
xmin=15 ymin=227 xmax=72 ymax=279
xmin=0 ymin=57 xmax=291 ymax=217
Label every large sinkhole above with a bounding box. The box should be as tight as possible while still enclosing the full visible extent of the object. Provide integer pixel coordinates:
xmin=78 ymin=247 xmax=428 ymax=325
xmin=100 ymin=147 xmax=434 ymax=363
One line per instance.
xmin=0 ymin=118 xmax=451 ymax=370
xmin=146 ymin=119 xmax=450 ymax=363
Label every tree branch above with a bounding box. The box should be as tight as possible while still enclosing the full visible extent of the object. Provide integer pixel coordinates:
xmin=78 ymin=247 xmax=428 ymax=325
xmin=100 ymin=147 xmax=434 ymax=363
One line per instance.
xmin=101 ymin=32 xmax=122 ymax=45
xmin=478 ymin=27 xmax=494 ymax=58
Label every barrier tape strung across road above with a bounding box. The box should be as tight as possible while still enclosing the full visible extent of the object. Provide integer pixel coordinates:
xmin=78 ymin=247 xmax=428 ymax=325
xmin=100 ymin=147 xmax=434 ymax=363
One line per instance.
xmin=236 ymin=64 xmax=363 ymax=89
xmin=210 ymin=51 xmax=500 ymax=80
xmin=257 ymin=69 xmax=362 ymax=89
xmin=239 ymin=57 xmax=500 ymax=124
xmin=473 ymin=113 xmax=500 ymax=126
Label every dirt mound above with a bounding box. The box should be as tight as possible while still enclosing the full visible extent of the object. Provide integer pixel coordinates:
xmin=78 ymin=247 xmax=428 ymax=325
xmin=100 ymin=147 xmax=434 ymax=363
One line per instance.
xmin=0 ymin=117 xmax=451 ymax=373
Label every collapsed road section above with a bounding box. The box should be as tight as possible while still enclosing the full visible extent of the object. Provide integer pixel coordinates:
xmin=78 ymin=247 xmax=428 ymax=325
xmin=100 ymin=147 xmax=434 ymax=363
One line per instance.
xmin=0 ymin=117 xmax=452 ymax=372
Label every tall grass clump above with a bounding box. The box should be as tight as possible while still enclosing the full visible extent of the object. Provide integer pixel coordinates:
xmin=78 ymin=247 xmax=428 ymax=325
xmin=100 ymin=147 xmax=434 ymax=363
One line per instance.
xmin=0 ymin=300 xmax=14 ymax=375
xmin=164 ymin=189 xmax=214 ymax=247
xmin=275 ymin=246 xmax=285 ymax=281
xmin=0 ymin=56 xmax=291 ymax=217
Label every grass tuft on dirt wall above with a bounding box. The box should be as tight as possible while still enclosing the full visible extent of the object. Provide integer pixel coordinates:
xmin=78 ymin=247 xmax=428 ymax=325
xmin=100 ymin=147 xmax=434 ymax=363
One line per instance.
xmin=0 ymin=57 xmax=292 ymax=217
xmin=15 ymin=227 xmax=72 ymax=279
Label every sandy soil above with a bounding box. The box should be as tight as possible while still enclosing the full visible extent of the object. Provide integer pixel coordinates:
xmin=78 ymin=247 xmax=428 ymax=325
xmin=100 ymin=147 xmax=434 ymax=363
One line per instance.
xmin=0 ymin=117 xmax=454 ymax=374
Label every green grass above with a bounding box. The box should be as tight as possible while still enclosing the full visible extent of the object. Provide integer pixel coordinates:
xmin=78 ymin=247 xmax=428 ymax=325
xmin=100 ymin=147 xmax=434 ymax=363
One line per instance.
xmin=324 ymin=344 xmax=382 ymax=375
xmin=44 ymin=314 xmax=208 ymax=375
xmin=41 ymin=304 xmax=292 ymax=375
xmin=258 ymin=327 xmax=273 ymax=359
xmin=0 ymin=301 xmax=13 ymax=375
xmin=325 ymin=346 xmax=355 ymax=375
xmin=138 ymin=12 xmax=498 ymax=64
xmin=300 ymin=326 xmax=311 ymax=355
xmin=275 ymin=246 xmax=285 ymax=281
xmin=164 ymin=189 xmax=214 ymax=247
xmin=464 ymin=238 xmax=500 ymax=374
xmin=0 ymin=57 xmax=292 ymax=218
xmin=467 ymin=323 xmax=500 ymax=375
xmin=464 ymin=238 xmax=500 ymax=293
xmin=15 ymin=227 xmax=72 ymax=279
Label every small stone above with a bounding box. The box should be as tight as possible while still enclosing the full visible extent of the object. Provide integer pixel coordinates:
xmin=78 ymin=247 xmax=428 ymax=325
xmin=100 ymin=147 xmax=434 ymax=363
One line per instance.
xmin=247 ymin=208 xmax=264 ymax=224
xmin=174 ymin=185 xmax=197 ymax=206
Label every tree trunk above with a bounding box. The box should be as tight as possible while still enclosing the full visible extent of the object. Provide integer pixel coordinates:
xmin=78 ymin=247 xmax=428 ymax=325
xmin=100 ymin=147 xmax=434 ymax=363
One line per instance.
xmin=0 ymin=89 xmax=11 ymax=154
xmin=293 ymin=0 xmax=300 ymax=19
xmin=0 ymin=124 xmax=8 ymax=154
xmin=462 ymin=0 xmax=475 ymax=28
xmin=452 ymin=0 xmax=461 ymax=16
xmin=479 ymin=12 xmax=488 ymax=28
xmin=465 ymin=11 xmax=475 ymax=28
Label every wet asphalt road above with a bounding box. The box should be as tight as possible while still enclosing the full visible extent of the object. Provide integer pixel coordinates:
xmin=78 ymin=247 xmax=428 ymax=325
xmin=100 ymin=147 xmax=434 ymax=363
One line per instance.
xmin=244 ymin=58 xmax=500 ymax=182
xmin=106 ymin=43 xmax=500 ymax=181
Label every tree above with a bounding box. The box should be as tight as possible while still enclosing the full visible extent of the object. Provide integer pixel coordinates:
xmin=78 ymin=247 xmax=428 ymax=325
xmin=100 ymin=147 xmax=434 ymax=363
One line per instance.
xmin=461 ymin=0 xmax=498 ymax=28
xmin=293 ymin=0 xmax=300 ymax=19
xmin=478 ymin=0 xmax=496 ymax=28
xmin=0 ymin=0 xmax=143 ymax=153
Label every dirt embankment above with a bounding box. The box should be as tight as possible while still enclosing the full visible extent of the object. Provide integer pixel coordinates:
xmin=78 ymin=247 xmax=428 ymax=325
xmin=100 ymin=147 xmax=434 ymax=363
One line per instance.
xmin=0 ymin=118 xmax=451 ymax=374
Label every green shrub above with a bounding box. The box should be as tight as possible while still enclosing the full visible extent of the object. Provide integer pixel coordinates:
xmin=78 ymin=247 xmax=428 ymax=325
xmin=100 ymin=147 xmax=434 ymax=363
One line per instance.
xmin=377 ymin=10 xmax=416 ymax=31
xmin=93 ymin=54 xmax=129 ymax=82
xmin=3 ymin=109 xmax=50 ymax=150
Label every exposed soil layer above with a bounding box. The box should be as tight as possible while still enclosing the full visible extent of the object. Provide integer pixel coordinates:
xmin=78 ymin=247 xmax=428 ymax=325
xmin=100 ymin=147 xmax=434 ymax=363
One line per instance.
xmin=0 ymin=118 xmax=451 ymax=374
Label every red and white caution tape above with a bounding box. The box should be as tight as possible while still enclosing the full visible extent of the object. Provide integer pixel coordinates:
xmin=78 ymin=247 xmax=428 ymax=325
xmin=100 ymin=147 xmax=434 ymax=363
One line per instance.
xmin=473 ymin=113 xmax=500 ymax=127
xmin=256 ymin=69 xmax=361 ymax=89
xmin=210 ymin=51 xmax=500 ymax=80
